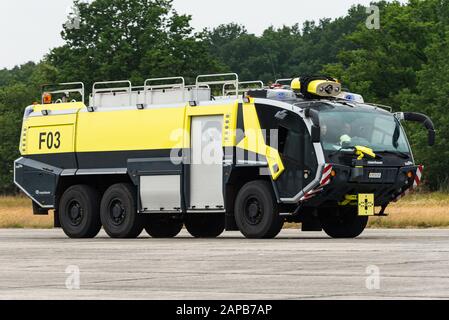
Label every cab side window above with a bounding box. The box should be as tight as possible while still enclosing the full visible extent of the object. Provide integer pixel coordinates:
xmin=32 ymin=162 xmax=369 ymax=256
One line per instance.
xmin=304 ymin=130 xmax=317 ymax=169
xmin=278 ymin=126 xmax=302 ymax=164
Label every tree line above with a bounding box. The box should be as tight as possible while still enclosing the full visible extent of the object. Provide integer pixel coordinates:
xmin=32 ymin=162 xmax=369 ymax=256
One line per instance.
xmin=1 ymin=0 xmax=448 ymax=193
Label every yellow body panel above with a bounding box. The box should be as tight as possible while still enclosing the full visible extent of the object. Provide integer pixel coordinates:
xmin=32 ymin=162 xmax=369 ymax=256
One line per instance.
xmin=22 ymin=99 xmax=284 ymax=180
xmin=236 ymin=102 xmax=285 ymax=180
xmin=27 ymin=125 xmax=75 ymax=154
xmin=22 ymin=114 xmax=77 ymax=155
xmin=33 ymin=102 xmax=85 ymax=112
xmin=76 ymin=107 xmax=187 ymax=152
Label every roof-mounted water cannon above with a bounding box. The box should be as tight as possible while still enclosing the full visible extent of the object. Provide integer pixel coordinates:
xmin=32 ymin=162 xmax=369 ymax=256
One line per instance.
xmin=291 ymin=76 xmax=342 ymax=99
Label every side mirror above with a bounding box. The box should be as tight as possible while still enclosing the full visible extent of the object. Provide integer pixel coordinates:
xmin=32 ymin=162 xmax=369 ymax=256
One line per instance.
xmin=428 ymin=129 xmax=436 ymax=147
xmin=311 ymin=125 xmax=321 ymax=143
xmin=397 ymin=112 xmax=436 ymax=147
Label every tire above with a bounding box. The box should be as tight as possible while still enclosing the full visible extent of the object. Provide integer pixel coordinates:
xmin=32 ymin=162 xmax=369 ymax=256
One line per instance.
xmin=318 ymin=207 xmax=368 ymax=239
xmin=145 ymin=216 xmax=183 ymax=238
xmin=234 ymin=181 xmax=284 ymax=239
xmin=100 ymin=183 xmax=143 ymax=239
xmin=59 ymin=185 xmax=102 ymax=239
xmin=185 ymin=213 xmax=225 ymax=238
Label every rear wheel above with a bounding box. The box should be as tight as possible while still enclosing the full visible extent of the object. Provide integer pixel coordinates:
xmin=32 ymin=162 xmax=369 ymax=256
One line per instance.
xmin=100 ymin=183 xmax=143 ymax=238
xmin=318 ymin=207 xmax=368 ymax=239
xmin=234 ymin=181 xmax=284 ymax=239
xmin=145 ymin=216 xmax=183 ymax=238
xmin=59 ymin=185 xmax=102 ymax=239
xmin=185 ymin=213 xmax=225 ymax=238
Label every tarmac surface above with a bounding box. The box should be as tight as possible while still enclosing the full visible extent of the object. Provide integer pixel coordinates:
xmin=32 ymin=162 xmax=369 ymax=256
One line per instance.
xmin=0 ymin=228 xmax=448 ymax=300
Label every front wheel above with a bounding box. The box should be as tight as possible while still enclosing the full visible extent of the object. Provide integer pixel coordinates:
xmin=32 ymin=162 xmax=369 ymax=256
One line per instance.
xmin=234 ymin=181 xmax=284 ymax=239
xmin=318 ymin=207 xmax=368 ymax=239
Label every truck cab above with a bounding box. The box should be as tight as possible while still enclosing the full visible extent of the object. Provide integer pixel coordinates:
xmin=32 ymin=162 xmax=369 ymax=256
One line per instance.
xmin=244 ymin=77 xmax=434 ymax=238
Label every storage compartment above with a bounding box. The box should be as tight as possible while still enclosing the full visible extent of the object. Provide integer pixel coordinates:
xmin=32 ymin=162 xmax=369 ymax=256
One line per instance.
xmin=140 ymin=175 xmax=182 ymax=212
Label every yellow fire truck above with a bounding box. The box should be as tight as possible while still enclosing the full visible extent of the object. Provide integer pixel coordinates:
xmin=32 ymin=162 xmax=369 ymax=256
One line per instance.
xmin=14 ymin=74 xmax=435 ymax=239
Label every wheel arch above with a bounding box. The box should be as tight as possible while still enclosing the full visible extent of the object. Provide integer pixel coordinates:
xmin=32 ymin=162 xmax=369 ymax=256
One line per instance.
xmin=224 ymin=166 xmax=274 ymax=231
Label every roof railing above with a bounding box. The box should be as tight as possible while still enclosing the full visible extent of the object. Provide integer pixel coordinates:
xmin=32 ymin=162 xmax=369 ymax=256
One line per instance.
xmin=144 ymin=77 xmax=186 ymax=104
xmin=92 ymin=80 xmax=132 ymax=107
xmin=196 ymin=73 xmax=239 ymax=98
xmin=275 ymin=78 xmax=293 ymax=86
xmin=41 ymin=82 xmax=85 ymax=104
xmin=223 ymin=80 xmax=264 ymax=96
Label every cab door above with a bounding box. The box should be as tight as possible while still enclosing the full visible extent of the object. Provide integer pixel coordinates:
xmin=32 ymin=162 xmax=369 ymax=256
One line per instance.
xmin=275 ymin=115 xmax=318 ymax=199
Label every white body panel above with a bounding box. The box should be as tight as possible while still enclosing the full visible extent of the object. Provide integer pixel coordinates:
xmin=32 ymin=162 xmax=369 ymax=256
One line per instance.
xmin=140 ymin=175 xmax=181 ymax=212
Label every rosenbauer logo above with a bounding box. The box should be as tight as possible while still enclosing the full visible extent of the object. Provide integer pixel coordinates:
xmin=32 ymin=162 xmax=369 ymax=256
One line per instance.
xmin=35 ymin=190 xmax=51 ymax=196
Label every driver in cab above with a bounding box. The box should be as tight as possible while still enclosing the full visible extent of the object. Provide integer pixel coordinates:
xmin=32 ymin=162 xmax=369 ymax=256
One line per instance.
xmin=339 ymin=122 xmax=352 ymax=146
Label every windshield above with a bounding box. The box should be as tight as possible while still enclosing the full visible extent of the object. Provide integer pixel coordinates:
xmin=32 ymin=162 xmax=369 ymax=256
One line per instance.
xmin=319 ymin=110 xmax=411 ymax=154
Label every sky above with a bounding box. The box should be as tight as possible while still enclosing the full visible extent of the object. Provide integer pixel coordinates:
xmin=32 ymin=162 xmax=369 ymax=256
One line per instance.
xmin=0 ymin=0 xmax=405 ymax=70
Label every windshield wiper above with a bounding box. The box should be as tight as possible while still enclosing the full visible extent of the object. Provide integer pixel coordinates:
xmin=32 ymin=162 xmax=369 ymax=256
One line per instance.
xmin=376 ymin=150 xmax=410 ymax=159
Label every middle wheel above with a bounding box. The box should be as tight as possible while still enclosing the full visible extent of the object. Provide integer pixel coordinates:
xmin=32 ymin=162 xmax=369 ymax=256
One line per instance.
xmin=184 ymin=213 xmax=225 ymax=238
xmin=144 ymin=216 xmax=183 ymax=238
xmin=100 ymin=183 xmax=144 ymax=238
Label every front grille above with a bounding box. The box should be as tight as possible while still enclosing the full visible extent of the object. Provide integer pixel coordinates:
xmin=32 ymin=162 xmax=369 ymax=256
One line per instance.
xmin=350 ymin=167 xmax=398 ymax=184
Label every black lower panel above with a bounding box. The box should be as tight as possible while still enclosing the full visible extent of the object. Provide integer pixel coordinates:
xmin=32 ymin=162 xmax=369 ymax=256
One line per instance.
xmin=27 ymin=153 xmax=77 ymax=169
xmin=27 ymin=149 xmax=176 ymax=170
xmin=77 ymin=149 xmax=176 ymax=169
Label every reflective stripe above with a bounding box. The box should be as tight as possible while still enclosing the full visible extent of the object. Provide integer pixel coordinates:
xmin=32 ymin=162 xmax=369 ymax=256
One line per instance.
xmin=394 ymin=165 xmax=424 ymax=202
xmin=300 ymin=164 xmax=333 ymax=202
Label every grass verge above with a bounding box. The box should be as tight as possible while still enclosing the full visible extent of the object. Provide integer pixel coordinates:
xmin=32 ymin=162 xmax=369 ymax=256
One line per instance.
xmin=0 ymin=193 xmax=448 ymax=229
xmin=0 ymin=196 xmax=53 ymax=229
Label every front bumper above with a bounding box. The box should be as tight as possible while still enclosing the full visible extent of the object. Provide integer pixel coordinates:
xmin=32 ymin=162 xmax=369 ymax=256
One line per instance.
xmin=301 ymin=164 xmax=423 ymax=207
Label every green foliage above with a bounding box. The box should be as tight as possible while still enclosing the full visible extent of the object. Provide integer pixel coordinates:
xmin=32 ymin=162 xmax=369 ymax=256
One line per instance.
xmin=47 ymin=0 xmax=224 ymax=87
xmin=0 ymin=84 xmax=39 ymax=194
xmin=322 ymin=0 xmax=449 ymax=189
xmin=205 ymin=5 xmax=368 ymax=82
xmin=1 ymin=0 xmax=449 ymax=192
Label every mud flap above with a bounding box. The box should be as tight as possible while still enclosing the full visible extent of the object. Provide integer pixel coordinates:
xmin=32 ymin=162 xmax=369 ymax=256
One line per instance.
xmin=14 ymin=158 xmax=62 ymax=209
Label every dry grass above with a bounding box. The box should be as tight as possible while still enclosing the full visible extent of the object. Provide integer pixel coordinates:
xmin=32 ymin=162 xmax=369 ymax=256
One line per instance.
xmin=285 ymin=192 xmax=449 ymax=229
xmin=0 ymin=196 xmax=53 ymax=228
xmin=369 ymin=192 xmax=449 ymax=228
xmin=0 ymin=193 xmax=448 ymax=229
